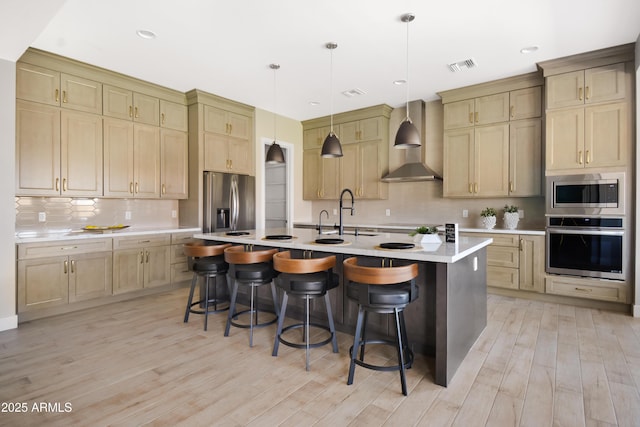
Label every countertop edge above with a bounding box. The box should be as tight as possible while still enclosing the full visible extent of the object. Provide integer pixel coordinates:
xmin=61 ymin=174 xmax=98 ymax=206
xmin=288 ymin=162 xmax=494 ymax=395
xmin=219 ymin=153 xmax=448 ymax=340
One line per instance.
xmin=293 ymin=222 xmax=545 ymax=236
xmin=15 ymin=227 xmax=201 ymax=244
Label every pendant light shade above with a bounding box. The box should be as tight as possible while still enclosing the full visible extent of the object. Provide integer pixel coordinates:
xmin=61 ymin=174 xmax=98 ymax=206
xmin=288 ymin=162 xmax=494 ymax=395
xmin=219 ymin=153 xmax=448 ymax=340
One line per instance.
xmin=394 ymin=13 xmax=422 ymax=149
xmin=321 ymin=42 xmax=343 ymax=158
xmin=265 ymin=63 xmax=285 ymax=164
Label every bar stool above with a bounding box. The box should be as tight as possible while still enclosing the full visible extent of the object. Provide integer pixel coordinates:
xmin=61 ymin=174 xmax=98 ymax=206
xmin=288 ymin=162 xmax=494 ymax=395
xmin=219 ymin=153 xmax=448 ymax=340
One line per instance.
xmin=224 ymin=245 xmax=280 ymax=347
xmin=343 ymin=257 xmax=419 ymax=396
xmin=183 ymin=242 xmax=232 ymax=331
xmin=272 ymin=251 xmax=339 ymax=371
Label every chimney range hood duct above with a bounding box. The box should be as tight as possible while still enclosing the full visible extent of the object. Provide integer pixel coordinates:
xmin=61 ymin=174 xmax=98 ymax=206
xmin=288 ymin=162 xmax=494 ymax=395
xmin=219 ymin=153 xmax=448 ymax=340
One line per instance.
xmin=382 ymin=100 xmax=442 ymax=182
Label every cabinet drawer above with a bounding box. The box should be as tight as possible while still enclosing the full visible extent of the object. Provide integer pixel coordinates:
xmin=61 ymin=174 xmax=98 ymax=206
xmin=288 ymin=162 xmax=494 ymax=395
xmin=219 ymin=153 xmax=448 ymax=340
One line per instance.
xmin=545 ymin=275 xmax=629 ymax=303
xmin=171 ymin=232 xmax=198 ymax=245
xmin=487 ymin=246 xmax=519 ymax=268
xmin=171 ymin=262 xmax=192 ymax=284
xmin=171 ymin=244 xmax=188 ymax=264
xmin=487 ymin=266 xmax=519 ymax=290
xmin=18 ymin=239 xmax=112 ymax=259
xmin=113 ymin=235 xmax=171 ymax=250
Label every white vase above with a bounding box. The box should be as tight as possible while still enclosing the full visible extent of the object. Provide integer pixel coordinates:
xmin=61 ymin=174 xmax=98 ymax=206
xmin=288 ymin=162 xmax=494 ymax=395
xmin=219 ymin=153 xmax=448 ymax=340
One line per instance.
xmin=503 ymin=212 xmax=519 ymax=229
xmin=481 ymin=216 xmax=496 ymax=229
xmin=413 ymin=233 xmax=442 ymax=244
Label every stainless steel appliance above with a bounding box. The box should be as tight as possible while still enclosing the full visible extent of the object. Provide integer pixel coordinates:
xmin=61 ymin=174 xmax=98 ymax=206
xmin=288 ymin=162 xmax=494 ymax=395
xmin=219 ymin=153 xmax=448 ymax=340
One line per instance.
xmin=546 ymin=216 xmax=626 ymax=281
xmin=203 ymin=171 xmax=255 ymax=233
xmin=546 ymin=172 xmax=624 ymax=216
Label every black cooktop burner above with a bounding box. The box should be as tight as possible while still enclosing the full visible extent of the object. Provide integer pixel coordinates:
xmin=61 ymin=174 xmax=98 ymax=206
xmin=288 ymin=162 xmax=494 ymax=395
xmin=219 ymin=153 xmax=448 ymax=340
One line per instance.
xmin=379 ymin=242 xmax=415 ymax=250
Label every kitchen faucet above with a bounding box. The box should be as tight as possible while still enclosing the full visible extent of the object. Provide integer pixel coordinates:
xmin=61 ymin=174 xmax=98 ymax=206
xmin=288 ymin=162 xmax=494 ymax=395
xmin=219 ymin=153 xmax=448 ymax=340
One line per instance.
xmin=318 ymin=209 xmax=329 ymax=234
xmin=339 ymin=188 xmax=355 ymax=235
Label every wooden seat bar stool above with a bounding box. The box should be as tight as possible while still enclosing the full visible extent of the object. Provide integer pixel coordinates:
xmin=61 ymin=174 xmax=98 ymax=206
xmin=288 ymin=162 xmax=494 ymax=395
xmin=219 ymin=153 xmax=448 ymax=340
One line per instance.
xmin=224 ymin=245 xmax=280 ymax=347
xmin=183 ymin=242 xmax=232 ymax=331
xmin=272 ymin=251 xmax=339 ymax=371
xmin=343 ymin=257 xmax=419 ymax=396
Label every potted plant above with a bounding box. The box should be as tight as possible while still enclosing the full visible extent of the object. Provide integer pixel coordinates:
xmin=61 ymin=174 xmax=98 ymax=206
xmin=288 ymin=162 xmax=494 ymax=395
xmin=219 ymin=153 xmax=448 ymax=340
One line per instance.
xmin=480 ymin=207 xmax=497 ymax=229
xmin=409 ymin=226 xmax=442 ymax=245
xmin=503 ymin=205 xmax=519 ymax=229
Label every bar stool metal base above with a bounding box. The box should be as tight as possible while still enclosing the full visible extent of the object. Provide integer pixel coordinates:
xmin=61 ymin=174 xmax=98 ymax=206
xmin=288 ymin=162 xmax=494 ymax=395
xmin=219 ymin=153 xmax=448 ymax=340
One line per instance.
xmin=224 ymin=279 xmax=279 ymax=347
xmin=184 ymin=273 xmax=229 ymax=331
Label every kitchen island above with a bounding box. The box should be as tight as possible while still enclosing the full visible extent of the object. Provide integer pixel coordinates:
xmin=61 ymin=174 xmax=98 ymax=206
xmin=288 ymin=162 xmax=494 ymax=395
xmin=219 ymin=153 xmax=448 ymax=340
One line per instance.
xmin=195 ymin=228 xmax=492 ymax=387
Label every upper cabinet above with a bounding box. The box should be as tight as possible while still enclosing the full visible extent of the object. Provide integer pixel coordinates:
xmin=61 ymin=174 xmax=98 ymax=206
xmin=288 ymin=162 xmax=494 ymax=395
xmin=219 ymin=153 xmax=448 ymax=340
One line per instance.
xmin=103 ymin=85 xmax=160 ymax=126
xmin=160 ymin=100 xmax=188 ymax=132
xmin=302 ymin=104 xmax=391 ymax=201
xmin=538 ymin=44 xmax=634 ymax=174
xmin=439 ymin=73 xmax=543 ymax=198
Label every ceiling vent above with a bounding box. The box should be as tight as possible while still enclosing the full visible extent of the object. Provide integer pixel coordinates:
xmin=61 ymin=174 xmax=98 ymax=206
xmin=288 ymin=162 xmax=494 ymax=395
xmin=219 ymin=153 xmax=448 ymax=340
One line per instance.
xmin=447 ymin=58 xmax=477 ymax=72
xmin=342 ymin=88 xmax=366 ymax=97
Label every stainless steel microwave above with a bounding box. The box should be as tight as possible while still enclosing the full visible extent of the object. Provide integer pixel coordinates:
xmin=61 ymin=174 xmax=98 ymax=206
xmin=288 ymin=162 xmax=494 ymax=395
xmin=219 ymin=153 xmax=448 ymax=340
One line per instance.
xmin=546 ymin=172 xmax=625 ymax=216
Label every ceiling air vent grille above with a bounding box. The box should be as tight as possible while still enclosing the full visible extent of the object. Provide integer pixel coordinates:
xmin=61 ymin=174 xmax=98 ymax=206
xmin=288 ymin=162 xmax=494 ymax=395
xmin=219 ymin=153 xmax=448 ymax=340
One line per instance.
xmin=342 ymin=88 xmax=366 ymax=97
xmin=447 ymin=58 xmax=477 ymax=72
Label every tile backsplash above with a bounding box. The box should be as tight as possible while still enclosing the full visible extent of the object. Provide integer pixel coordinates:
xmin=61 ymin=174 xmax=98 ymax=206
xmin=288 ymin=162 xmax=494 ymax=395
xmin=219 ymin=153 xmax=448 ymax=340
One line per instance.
xmin=15 ymin=197 xmax=179 ymax=234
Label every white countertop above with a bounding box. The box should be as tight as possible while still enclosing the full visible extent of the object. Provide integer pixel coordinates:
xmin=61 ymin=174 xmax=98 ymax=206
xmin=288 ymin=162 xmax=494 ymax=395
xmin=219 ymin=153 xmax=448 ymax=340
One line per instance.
xmin=293 ymin=222 xmax=545 ymax=236
xmin=15 ymin=227 xmax=201 ymax=244
xmin=195 ymin=228 xmax=492 ymax=264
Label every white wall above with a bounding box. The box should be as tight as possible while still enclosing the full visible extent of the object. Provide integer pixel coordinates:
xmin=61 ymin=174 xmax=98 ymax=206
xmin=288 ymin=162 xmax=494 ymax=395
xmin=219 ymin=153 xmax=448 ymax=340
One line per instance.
xmin=0 ymin=59 xmax=17 ymax=331
xmin=634 ymin=35 xmax=639 ymax=316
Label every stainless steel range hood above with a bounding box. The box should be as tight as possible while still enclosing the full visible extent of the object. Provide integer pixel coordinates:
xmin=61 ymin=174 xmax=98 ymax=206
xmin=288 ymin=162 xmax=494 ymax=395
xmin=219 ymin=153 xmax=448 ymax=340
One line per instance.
xmin=381 ymin=100 xmax=442 ymax=182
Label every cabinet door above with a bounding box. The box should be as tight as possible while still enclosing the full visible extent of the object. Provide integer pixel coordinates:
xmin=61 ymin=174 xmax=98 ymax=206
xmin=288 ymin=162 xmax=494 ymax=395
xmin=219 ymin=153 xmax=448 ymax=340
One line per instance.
xmin=203 ymin=132 xmax=229 ymax=172
xmin=584 ymin=102 xmax=627 ymax=169
xmin=303 ymin=149 xmax=321 ymax=199
xmin=103 ymin=85 xmax=133 ymax=120
xmin=228 ymin=138 xmax=253 ymax=175
xmin=16 ymin=63 xmax=60 ymax=106
xmin=228 ymin=112 xmax=251 ymax=139
xmin=546 ymin=70 xmax=584 ymax=109
xmin=475 ymin=93 xmax=509 ymax=125
xmin=359 ymin=117 xmax=384 ymax=142
xmin=444 ymin=99 xmax=474 ymax=129
xmin=360 ymin=141 xmax=386 ymax=199
xmin=443 ymin=128 xmax=474 ymax=197
xmin=17 ymin=256 xmax=68 ymax=312
xmin=113 ymin=249 xmax=144 ymax=294
xmin=519 ymin=235 xmax=544 ymax=293
xmin=545 ymin=108 xmax=584 ymax=171
xmin=321 ymin=157 xmax=341 ymax=199
xmin=160 ymin=100 xmax=188 ymax=131
xmin=133 ymin=93 xmax=160 ymax=126
xmin=341 ymin=144 xmax=359 ymax=194
xmin=134 ymin=124 xmax=161 ymax=198
xmin=203 ymin=105 xmax=228 ymax=134
xmin=15 ymin=101 xmax=61 ymax=195
xmin=339 ymin=121 xmax=359 ymax=144
xmin=144 ymin=245 xmax=171 ymax=288
xmin=510 ymin=87 xmax=542 ymax=120
xmin=160 ymin=129 xmax=188 ymax=199
xmin=103 ymin=118 xmax=135 ymax=197
xmin=60 ymin=73 xmax=102 ymax=114
xmin=584 ymin=63 xmax=625 ymax=104
xmin=69 ymin=252 xmax=113 ymax=302
xmin=61 ymin=110 xmax=103 ymax=197
xmin=475 ymin=124 xmax=509 ymax=197
xmin=303 ymin=126 xmax=330 ymax=149
xmin=509 ymin=119 xmax=542 ymax=196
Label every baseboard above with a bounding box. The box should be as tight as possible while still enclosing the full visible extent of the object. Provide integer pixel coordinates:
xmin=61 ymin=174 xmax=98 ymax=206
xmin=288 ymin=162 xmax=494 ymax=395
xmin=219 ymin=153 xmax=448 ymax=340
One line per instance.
xmin=633 ymin=305 xmax=640 ymax=318
xmin=0 ymin=314 xmax=18 ymax=331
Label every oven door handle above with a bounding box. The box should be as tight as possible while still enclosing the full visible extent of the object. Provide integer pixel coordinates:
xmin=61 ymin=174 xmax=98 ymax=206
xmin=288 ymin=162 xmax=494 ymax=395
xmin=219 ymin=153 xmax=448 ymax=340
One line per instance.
xmin=547 ymin=228 xmax=623 ymax=236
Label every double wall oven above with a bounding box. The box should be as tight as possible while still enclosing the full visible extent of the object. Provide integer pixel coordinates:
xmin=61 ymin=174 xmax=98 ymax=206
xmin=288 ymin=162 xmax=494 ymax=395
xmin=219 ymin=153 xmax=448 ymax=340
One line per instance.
xmin=545 ymin=172 xmax=628 ymax=281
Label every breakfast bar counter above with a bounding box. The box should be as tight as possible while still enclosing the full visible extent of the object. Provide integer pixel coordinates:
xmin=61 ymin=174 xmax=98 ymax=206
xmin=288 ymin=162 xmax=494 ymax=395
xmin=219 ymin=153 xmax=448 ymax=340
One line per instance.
xmin=195 ymin=228 xmax=492 ymax=387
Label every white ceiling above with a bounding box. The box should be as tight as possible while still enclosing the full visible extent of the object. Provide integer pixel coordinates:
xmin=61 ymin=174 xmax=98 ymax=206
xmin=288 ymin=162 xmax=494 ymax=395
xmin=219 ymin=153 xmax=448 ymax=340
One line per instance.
xmin=3 ymin=0 xmax=640 ymax=121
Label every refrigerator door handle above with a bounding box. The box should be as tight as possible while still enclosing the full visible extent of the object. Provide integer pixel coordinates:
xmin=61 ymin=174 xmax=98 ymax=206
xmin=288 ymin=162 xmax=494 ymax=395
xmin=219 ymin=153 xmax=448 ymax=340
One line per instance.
xmin=230 ymin=175 xmax=239 ymax=230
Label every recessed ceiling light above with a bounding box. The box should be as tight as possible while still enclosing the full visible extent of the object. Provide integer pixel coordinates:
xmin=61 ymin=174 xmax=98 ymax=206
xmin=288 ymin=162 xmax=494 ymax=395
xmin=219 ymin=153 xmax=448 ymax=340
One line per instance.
xmin=520 ymin=46 xmax=539 ymax=54
xmin=393 ymin=79 xmax=407 ymax=85
xmin=309 ymin=101 xmax=320 ymax=106
xmin=136 ymin=29 xmax=157 ymax=40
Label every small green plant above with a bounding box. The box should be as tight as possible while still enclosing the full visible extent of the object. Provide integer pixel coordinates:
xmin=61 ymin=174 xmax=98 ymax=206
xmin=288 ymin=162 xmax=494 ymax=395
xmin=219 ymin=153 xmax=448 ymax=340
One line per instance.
xmin=409 ymin=225 xmax=438 ymax=236
xmin=504 ymin=204 xmax=519 ymax=213
xmin=480 ymin=207 xmax=496 ymax=217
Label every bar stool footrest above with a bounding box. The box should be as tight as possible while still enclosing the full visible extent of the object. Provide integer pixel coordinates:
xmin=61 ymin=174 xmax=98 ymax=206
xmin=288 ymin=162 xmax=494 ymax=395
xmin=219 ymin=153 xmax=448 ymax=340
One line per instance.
xmin=349 ymin=339 xmax=414 ymax=372
xmin=187 ymin=299 xmax=229 ymax=315
xmin=278 ymin=322 xmax=334 ymax=349
xmin=229 ymin=308 xmax=278 ymax=329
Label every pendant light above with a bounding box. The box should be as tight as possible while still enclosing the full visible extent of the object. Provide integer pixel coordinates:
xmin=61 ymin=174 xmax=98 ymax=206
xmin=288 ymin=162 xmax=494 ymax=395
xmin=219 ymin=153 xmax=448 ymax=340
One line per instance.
xmin=265 ymin=63 xmax=285 ymax=164
xmin=321 ymin=42 xmax=343 ymax=158
xmin=394 ymin=13 xmax=421 ymax=148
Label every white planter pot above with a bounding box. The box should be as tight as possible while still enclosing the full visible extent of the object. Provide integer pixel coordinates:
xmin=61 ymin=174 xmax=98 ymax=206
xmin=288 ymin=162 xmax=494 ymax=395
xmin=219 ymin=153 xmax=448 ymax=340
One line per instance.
xmin=503 ymin=212 xmax=519 ymax=229
xmin=413 ymin=233 xmax=442 ymax=244
xmin=481 ymin=216 xmax=496 ymax=229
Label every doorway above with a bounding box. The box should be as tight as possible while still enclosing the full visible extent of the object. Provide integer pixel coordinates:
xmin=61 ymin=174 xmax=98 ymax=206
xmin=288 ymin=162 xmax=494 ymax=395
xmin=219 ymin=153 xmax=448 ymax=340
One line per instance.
xmin=264 ymin=144 xmax=288 ymax=228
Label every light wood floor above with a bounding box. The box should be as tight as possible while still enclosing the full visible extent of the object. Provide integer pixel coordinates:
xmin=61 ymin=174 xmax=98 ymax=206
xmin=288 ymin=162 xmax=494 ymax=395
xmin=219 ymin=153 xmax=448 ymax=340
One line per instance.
xmin=2 ymin=287 xmax=640 ymax=426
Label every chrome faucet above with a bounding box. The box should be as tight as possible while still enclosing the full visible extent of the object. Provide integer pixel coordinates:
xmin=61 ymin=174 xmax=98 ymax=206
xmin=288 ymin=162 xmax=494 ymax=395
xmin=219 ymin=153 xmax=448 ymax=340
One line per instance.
xmin=339 ymin=188 xmax=355 ymax=235
xmin=318 ymin=209 xmax=329 ymax=234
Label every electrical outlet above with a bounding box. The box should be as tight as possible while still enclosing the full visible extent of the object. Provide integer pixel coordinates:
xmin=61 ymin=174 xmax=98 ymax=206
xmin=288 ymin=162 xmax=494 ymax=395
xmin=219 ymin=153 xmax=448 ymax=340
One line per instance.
xmin=462 ymin=209 xmax=468 ymax=218
xmin=171 ymin=210 xmax=177 ymax=218
xmin=125 ymin=211 xmax=132 ymax=220
xmin=518 ymin=209 xmax=524 ymax=219
xmin=333 ymin=209 xmax=337 ymax=215
xmin=38 ymin=212 xmax=46 ymax=222
xmin=385 ymin=209 xmax=391 ymax=216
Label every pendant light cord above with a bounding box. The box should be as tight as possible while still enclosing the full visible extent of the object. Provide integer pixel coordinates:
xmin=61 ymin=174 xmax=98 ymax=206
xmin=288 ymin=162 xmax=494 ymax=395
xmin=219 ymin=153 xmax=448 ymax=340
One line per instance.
xmin=273 ymin=65 xmax=277 ymax=142
xmin=329 ymin=46 xmax=334 ymax=133
xmin=405 ymin=15 xmax=410 ymax=120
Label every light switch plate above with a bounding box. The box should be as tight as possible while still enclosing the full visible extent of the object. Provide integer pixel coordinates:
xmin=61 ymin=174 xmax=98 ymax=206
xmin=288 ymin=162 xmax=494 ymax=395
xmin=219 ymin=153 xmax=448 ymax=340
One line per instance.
xmin=38 ymin=212 xmax=46 ymax=222
xmin=125 ymin=211 xmax=132 ymax=220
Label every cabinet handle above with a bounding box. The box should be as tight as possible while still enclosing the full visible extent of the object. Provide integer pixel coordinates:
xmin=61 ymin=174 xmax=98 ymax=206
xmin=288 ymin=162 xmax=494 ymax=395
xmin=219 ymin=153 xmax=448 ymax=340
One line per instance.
xmin=229 ymin=124 xmax=232 ymax=134
xmin=578 ymin=151 xmax=583 ymax=164
xmin=146 ymin=251 xmax=150 ymax=263
xmin=134 ymin=107 xmax=139 ymax=118
xmin=475 ymin=112 xmax=479 ymax=123
xmin=469 ymin=112 xmax=473 ymax=124
xmin=135 ymin=182 xmax=139 ymax=193
xmin=509 ymin=181 xmax=514 ymax=192
xmin=579 ymin=87 xmax=583 ymax=101
xmin=140 ymin=251 xmax=144 ymax=264
xmin=62 ymin=178 xmax=67 ymax=192
xmin=510 ymin=106 xmax=515 ymax=118
xmin=62 ymin=90 xmax=67 ymax=104
xmin=474 ymin=183 xmax=478 ymax=193
xmin=469 ymin=183 xmax=473 ymax=194
xmin=138 ymin=240 xmax=151 ymax=243
xmin=574 ymin=287 xmax=592 ymax=293
xmin=229 ymin=159 xmax=233 ymax=170
xmin=162 ymin=184 xmax=166 ymax=194
xmin=129 ymin=182 xmax=134 ymax=194
xmin=129 ymin=106 xmax=133 ymax=118
xmin=55 ymin=178 xmax=60 ymax=191
xmin=70 ymin=260 xmax=75 ymax=273
xmin=585 ymin=86 xmax=590 ymax=100
xmin=55 ymin=89 xmax=59 ymax=102
xmin=64 ymin=260 xmax=68 ymax=274
xmin=519 ymin=239 xmax=523 ymax=251
xmin=60 ymin=246 xmax=78 ymax=251
xmin=586 ymin=150 xmax=591 ymax=164
xmin=161 ymin=113 xmax=165 ymax=125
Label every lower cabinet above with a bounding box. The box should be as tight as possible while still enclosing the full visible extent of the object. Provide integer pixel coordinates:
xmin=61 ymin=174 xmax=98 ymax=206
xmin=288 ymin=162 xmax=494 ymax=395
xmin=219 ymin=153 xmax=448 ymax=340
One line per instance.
xmin=170 ymin=232 xmax=197 ymax=284
xmin=545 ymin=275 xmax=629 ymax=304
xmin=113 ymin=235 xmax=171 ymax=294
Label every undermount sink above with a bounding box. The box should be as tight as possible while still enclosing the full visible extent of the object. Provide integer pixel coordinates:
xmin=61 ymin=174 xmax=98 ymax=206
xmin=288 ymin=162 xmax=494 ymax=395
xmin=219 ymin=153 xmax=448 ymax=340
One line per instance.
xmin=342 ymin=231 xmax=377 ymax=236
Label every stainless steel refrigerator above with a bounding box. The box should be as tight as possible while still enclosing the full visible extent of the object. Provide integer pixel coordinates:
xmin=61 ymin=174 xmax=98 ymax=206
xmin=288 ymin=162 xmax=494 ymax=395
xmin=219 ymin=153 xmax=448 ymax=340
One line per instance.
xmin=202 ymin=171 xmax=256 ymax=233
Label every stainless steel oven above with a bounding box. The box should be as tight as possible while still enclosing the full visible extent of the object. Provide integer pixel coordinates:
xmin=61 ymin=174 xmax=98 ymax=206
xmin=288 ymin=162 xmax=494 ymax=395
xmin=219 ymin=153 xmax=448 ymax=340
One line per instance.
xmin=546 ymin=172 xmax=624 ymax=216
xmin=546 ymin=216 xmax=626 ymax=281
